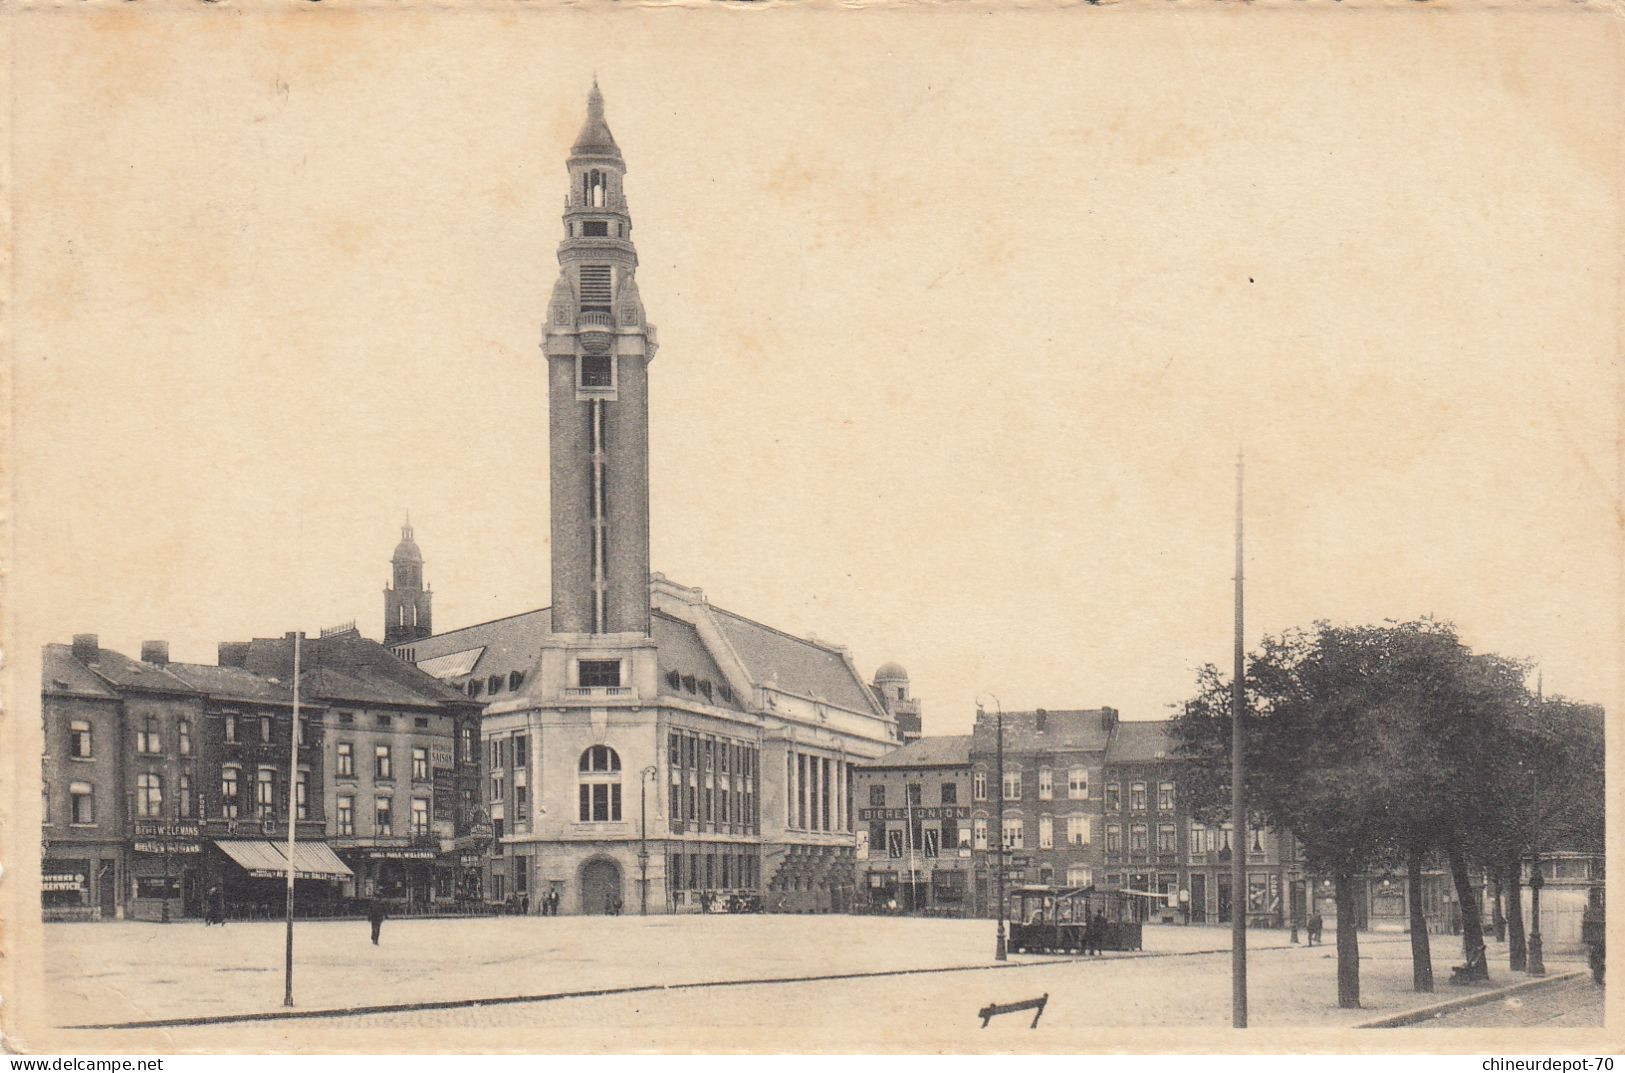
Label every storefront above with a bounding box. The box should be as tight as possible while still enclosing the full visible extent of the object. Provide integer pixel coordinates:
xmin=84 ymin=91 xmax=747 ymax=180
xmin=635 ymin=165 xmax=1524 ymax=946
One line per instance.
xmin=212 ymin=839 xmax=353 ymax=918
xmin=129 ymin=820 xmax=205 ymax=921
xmin=42 ymin=858 xmax=109 ymax=921
xmin=342 ymin=845 xmax=438 ymax=910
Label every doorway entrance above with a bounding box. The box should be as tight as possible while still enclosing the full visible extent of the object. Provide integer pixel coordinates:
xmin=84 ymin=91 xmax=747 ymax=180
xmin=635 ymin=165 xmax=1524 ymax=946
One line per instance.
xmin=580 ymin=857 xmax=623 ymax=914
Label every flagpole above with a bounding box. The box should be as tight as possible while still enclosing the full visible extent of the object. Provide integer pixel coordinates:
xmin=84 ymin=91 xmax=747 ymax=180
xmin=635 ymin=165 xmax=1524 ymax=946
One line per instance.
xmin=284 ymin=630 xmax=300 ymax=1008
xmin=1231 ymin=452 xmax=1248 ymax=1028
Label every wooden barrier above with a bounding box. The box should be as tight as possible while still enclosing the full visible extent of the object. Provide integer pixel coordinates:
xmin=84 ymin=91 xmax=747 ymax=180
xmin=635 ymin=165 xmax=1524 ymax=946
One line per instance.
xmin=977 ymin=993 xmax=1048 ymax=1029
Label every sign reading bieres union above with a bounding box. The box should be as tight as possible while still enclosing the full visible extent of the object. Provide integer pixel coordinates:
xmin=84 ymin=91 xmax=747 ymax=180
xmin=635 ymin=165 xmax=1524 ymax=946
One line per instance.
xmin=857 ymin=806 xmax=971 ymax=821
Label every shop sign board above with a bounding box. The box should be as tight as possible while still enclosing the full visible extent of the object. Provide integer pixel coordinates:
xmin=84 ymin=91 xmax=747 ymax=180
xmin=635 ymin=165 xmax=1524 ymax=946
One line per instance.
xmin=133 ymin=820 xmax=201 ymax=839
xmin=433 ymin=768 xmax=455 ymax=820
xmin=857 ymin=806 xmax=971 ymax=822
xmin=134 ymin=841 xmax=202 ymax=854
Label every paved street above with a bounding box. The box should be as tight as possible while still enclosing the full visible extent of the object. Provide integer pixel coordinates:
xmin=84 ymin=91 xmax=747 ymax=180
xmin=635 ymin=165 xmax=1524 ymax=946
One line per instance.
xmin=1410 ymin=977 xmax=1604 ymax=1029
xmin=31 ymin=916 xmax=1595 ymax=1051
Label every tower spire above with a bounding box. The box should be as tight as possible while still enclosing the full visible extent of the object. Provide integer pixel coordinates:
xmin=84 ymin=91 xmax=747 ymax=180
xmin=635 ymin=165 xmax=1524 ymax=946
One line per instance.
xmin=543 ymin=85 xmax=656 ymax=637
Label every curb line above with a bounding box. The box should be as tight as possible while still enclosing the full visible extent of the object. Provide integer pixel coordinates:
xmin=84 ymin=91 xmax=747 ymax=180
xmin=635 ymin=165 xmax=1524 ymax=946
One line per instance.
xmin=67 ymin=940 xmax=1321 ymax=1030
xmin=1355 ymin=970 xmax=1586 ymax=1028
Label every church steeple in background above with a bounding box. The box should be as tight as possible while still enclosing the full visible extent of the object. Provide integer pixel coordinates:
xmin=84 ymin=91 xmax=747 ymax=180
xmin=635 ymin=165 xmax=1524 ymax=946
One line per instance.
xmin=384 ymin=514 xmax=433 ymax=645
xmin=543 ymin=82 xmax=657 ymax=637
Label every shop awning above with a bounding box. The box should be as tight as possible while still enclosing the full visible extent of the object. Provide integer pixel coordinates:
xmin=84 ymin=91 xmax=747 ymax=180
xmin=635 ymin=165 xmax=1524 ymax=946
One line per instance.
xmin=215 ymin=840 xmax=354 ymax=880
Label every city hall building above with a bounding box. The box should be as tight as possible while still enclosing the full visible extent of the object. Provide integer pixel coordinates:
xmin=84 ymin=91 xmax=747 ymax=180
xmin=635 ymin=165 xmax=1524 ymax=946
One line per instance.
xmin=390 ymin=85 xmax=904 ymax=914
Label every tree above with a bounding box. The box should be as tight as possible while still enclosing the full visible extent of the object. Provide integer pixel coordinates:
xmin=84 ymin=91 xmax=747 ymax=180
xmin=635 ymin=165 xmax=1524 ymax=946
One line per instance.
xmin=1172 ymin=624 xmax=1414 ymax=1008
xmin=1171 ymin=619 xmax=1535 ymax=1003
xmin=1473 ymin=691 xmax=1605 ymax=970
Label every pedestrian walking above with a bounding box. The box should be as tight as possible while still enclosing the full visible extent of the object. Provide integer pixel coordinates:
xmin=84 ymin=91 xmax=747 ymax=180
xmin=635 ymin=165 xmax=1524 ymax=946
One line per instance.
xmin=367 ymin=896 xmax=388 ymax=945
xmin=1091 ymin=909 xmax=1108 ymax=955
xmin=1308 ymin=910 xmax=1323 ymax=946
xmin=205 ymin=884 xmax=226 ymax=926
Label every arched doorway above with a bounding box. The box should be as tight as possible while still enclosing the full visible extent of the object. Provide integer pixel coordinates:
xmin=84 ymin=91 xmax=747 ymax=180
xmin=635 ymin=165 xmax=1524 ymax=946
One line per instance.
xmin=580 ymin=857 xmax=623 ymax=915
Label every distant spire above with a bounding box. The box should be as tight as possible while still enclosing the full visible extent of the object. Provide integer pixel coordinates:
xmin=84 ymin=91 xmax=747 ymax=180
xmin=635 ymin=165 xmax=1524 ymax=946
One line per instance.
xmin=402 ymin=511 xmax=413 ymax=541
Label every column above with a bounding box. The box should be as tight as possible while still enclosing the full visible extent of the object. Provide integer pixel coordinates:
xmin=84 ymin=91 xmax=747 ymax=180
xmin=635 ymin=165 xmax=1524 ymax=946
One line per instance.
xmin=787 ymin=751 xmax=797 ymax=829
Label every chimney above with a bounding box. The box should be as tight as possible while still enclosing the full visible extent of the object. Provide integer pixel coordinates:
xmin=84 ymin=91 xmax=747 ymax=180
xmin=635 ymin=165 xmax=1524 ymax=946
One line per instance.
xmin=71 ymin=634 xmax=99 ymax=662
xmin=218 ymin=642 xmax=250 ymax=668
xmin=1036 ymin=708 xmax=1048 ymax=732
xmin=140 ymin=641 xmax=169 ymax=665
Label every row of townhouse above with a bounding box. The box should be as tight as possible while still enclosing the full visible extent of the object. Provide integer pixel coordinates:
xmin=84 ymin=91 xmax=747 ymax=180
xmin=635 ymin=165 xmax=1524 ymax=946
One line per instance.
xmin=852 ymin=709 xmax=1305 ymax=926
xmin=41 ymin=630 xmax=481 ymax=921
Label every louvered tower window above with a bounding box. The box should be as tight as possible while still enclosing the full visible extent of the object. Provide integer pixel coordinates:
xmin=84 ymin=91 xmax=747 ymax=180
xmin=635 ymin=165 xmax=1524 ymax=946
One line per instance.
xmin=579 ymin=265 xmax=612 ymax=312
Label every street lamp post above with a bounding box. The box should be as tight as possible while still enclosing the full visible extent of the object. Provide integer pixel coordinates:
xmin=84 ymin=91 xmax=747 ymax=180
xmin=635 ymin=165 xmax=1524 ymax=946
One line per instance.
xmin=1230 ymin=452 xmax=1248 ymax=1028
xmin=1526 ymin=683 xmax=1546 ymax=977
xmin=979 ymin=695 xmax=1007 ymax=962
xmin=639 ymin=765 xmax=657 ymax=915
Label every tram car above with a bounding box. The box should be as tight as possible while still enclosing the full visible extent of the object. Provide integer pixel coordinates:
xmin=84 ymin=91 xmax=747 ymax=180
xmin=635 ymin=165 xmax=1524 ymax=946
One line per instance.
xmin=1007 ymin=885 xmax=1142 ymax=954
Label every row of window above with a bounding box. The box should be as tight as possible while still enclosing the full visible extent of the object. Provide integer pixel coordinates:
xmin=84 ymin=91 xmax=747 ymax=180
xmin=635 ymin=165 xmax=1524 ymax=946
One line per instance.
xmin=335 ymin=742 xmax=434 ymax=782
xmin=334 ymin=712 xmax=431 ymax=730
xmin=1104 ymin=781 xmax=1176 ymax=813
xmin=965 ymin=767 xmax=1094 ymax=802
xmin=865 ymin=814 xmax=1102 ymax=856
xmin=64 ymin=718 xmax=196 ymax=759
xmin=868 ymin=781 xmax=958 ymax=807
xmin=334 ymin=794 xmax=431 ymax=837
xmin=668 ymin=733 xmax=758 ymax=832
xmin=956 ymin=771 xmax=1176 ymax=812
xmin=464 ymin=671 xmax=526 ymax=699
xmin=663 ymin=670 xmax=734 ymax=705
xmin=1102 ymin=822 xmax=1179 ymax=855
xmin=62 ymin=712 xmax=447 ymax=760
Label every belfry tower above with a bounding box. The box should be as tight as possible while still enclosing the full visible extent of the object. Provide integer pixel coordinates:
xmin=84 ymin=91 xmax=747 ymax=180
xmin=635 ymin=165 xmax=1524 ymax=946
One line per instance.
xmin=384 ymin=516 xmax=433 ymax=645
xmin=543 ymin=82 xmax=656 ymax=637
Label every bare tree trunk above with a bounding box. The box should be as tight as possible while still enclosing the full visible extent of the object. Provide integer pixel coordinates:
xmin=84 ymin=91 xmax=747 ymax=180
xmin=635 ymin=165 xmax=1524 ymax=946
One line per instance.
xmin=1335 ymin=870 xmax=1361 ymax=1008
xmin=1447 ymin=844 xmax=1488 ymax=980
xmin=1491 ymin=866 xmax=1506 ymax=942
xmin=1407 ymin=846 xmax=1433 ymax=992
xmin=1505 ymin=853 xmax=1527 ymax=972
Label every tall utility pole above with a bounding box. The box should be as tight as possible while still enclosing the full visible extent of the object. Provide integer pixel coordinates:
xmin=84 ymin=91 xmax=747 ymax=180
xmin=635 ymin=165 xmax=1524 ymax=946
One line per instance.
xmin=1231 ymin=453 xmax=1248 ymax=1028
xmin=993 ymin=699 xmax=1007 ymax=962
xmin=283 ymin=631 xmax=301 ymax=1009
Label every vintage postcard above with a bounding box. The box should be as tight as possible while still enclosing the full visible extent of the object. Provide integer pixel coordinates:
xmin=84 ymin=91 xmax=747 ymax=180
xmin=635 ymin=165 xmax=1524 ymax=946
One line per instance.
xmin=1 ymin=0 xmax=1618 ymax=1056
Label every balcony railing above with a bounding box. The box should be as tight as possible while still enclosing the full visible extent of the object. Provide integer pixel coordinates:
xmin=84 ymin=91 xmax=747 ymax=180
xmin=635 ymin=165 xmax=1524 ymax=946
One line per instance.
xmin=577 ymin=311 xmax=615 ymax=330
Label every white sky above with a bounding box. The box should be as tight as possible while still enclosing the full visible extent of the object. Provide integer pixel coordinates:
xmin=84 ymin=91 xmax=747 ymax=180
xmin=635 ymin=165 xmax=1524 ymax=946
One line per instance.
xmin=10 ymin=8 xmax=1620 ymax=735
